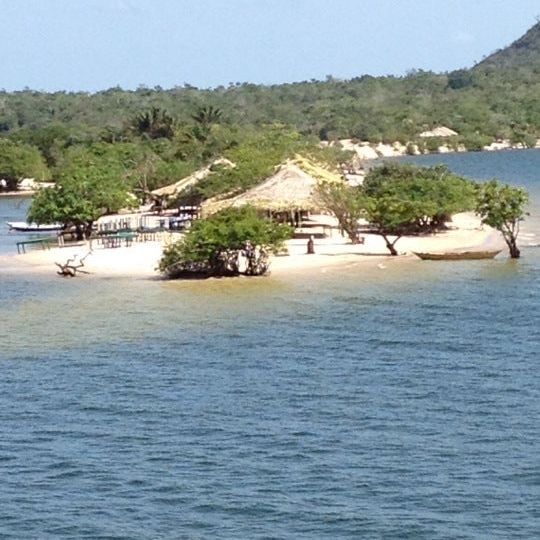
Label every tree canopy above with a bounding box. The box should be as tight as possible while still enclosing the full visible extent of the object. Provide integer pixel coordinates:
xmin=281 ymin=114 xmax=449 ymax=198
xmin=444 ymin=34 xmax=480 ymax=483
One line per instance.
xmin=0 ymin=139 xmax=49 ymax=190
xmin=159 ymin=206 xmax=292 ymax=278
xmin=363 ymin=163 xmax=477 ymax=230
xmin=316 ymin=162 xmax=479 ymax=255
xmin=27 ymin=143 xmax=137 ymax=238
xmin=475 ymin=180 xmax=529 ymax=258
xmin=1 ymin=23 xmax=539 ymax=151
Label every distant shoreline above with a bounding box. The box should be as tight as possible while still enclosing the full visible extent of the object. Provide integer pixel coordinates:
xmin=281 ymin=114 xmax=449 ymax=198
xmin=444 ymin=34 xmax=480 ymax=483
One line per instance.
xmin=2 ymin=146 xmax=538 ymax=200
xmin=0 ymin=190 xmax=35 ymax=198
xmin=333 ymin=138 xmax=540 ymax=164
xmin=1 ymin=213 xmax=504 ymax=280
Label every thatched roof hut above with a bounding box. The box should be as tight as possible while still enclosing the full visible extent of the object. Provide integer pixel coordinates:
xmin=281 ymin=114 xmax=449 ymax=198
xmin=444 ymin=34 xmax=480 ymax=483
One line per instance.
xmin=201 ymin=157 xmax=344 ymax=216
xmin=151 ymin=158 xmax=235 ymax=199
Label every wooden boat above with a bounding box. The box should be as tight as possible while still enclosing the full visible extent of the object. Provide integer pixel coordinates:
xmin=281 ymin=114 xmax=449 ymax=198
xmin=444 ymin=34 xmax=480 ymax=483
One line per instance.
xmin=413 ymin=249 xmax=501 ymax=260
xmin=6 ymin=221 xmax=62 ymax=232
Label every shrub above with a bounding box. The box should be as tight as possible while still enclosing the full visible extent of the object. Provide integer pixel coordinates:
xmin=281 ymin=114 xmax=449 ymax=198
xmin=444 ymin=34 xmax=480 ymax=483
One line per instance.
xmin=159 ymin=206 xmax=292 ymax=278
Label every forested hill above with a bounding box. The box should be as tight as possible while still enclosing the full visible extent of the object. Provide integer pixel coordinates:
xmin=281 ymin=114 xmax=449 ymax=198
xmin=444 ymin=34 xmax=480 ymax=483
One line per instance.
xmin=0 ymin=21 xmax=538 ymax=145
xmin=475 ymin=21 xmax=540 ymax=70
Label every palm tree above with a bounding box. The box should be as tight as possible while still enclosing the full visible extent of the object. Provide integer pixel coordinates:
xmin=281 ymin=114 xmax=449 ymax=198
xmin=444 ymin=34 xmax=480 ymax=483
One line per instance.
xmin=191 ymin=105 xmax=223 ymax=128
xmin=130 ymin=107 xmax=175 ymax=139
xmin=190 ymin=106 xmax=223 ymax=143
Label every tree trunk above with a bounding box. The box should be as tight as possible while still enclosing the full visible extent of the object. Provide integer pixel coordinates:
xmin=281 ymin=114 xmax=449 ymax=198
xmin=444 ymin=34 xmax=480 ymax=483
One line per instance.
xmin=349 ymin=230 xmax=360 ymax=244
xmin=84 ymin=221 xmax=94 ymax=240
xmin=381 ymin=234 xmax=399 ymax=256
xmin=507 ymin=236 xmax=520 ymax=258
xmin=75 ymin=224 xmax=84 ymax=241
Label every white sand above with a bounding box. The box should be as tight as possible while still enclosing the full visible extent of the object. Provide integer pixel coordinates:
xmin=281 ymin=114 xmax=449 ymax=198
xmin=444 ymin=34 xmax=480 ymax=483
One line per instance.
xmin=2 ymin=213 xmax=505 ymax=279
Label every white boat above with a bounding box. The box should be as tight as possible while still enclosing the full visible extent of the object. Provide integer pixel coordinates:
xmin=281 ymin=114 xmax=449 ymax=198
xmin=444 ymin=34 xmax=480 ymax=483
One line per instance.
xmin=6 ymin=221 xmax=63 ymax=232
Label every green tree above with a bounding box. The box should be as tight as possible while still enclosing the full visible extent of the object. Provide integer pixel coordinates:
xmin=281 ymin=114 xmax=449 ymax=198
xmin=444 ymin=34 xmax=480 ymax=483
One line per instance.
xmin=475 ymin=180 xmax=529 ymax=258
xmin=10 ymin=124 xmax=74 ymax=167
xmin=360 ymin=163 xmax=478 ymax=255
xmin=363 ymin=163 xmax=477 ymax=231
xmin=28 ymin=144 xmax=137 ymax=239
xmin=314 ymin=181 xmax=365 ymax=243
xmin=0 ymin=139 xmax=49 ymax=190
xmin=191 ymin=105 xmax=223 ymax=143
xmin=130 ymin=107 xmax=175 ymax=139
xmin=363 ymin=195 xmax=421 ymax=255
xmin=159 ymin=206 xmax=292 ymax=278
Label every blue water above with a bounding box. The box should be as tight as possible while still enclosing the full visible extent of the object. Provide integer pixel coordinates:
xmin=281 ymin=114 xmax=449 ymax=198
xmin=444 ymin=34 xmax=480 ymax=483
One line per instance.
xmin=0 ymin=150 xmax=539 ymax=539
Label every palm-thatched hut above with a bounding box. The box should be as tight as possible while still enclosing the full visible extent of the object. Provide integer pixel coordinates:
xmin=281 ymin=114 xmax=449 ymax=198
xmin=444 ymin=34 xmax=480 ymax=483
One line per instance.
xmin=151 ymin=158 xmax=235 ymax=200
xmin=201 ymin=157 xmax=344 ymax=220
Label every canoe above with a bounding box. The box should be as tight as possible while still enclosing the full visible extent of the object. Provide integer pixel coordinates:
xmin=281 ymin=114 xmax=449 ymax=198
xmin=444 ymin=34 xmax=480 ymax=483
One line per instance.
xmin=413 ymin=250 xmax=502 ymax=260
xmin=6 ymin=221 xmax=63 ymax=232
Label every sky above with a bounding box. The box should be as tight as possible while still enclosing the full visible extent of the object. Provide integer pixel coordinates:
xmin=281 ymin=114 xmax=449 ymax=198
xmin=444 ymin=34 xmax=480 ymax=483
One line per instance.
xmin=1 ymin=0 xmax=539 ymax=92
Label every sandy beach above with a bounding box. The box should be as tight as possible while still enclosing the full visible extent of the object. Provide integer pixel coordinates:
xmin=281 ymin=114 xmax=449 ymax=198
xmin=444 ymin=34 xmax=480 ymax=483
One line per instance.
xmin=1 ymin=213 xmax=505 ymax=279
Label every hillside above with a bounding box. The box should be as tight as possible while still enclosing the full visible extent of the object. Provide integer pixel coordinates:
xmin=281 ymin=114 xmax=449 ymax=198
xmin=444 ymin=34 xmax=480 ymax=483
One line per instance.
xmin=0 ymin=21 xmax=538 ymax=146
xmin=475 ymin=21 xmax=540 ymax=70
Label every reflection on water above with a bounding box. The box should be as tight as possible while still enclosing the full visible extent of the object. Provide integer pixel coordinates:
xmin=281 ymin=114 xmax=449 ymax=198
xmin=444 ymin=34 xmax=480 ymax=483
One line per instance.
xmin=2 ymin=251 xmax=538 ymax=358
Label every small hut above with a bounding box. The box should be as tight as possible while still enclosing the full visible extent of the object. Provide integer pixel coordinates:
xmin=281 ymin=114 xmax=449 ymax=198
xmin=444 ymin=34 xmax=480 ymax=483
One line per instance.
xmin=201 ymin=157 xmax=344 ymax=226
xmin=151 ymin=158 xmax=235 ymax=202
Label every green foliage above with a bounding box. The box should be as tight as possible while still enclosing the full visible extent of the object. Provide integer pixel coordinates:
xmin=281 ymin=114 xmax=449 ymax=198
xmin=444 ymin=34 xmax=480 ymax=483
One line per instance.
xmin=129 ymin=107 xmax=175 ymax=139
xmin=28 ymin=143 xmax=137 ymax=237
xmin=362 ymin=195 xmax=421 ymax=255
xmin=0 ymin=22 xmax=538 ymax=147
xmin=315 ymin=162 xmax=479 ymax=255
xmin=159 ymin=206 xmax=292 ymax=278
xmin=457 ymin=133 xmax=493 ymax=152
xmin=191 ymin=105 xmax=223 ymax=142
xmin=363 ymin=162 xmax=477 ymax=230
xmin=447 ymin=69 xmax=474 ymax=90
xmin=475 ymin=180 xmax=529 ymax=258
xmin=9 ymin=123 xmax=74 ymax=167
xmin=314 ymin=181 xmax=365 ymax=243
xmin=187 ymin=125 xmax=319 ymax=203
xmin=0 ymin=139 xmax=49 ymax=190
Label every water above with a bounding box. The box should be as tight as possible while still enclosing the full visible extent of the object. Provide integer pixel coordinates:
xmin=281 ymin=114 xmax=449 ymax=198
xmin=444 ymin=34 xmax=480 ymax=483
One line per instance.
xmin=0 ymin=150 xmax=539 ymax=539
xmin=0 ymin=196 xmax=31 ymax=254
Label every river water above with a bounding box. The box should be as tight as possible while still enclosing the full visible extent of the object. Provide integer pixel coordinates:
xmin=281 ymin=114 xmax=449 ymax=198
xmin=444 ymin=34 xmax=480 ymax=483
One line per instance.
xmin=0 ymin=150 xmax=538 ymax=539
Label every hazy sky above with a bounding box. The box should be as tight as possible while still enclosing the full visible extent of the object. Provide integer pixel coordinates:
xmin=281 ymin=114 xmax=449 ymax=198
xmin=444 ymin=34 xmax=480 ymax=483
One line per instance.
xmin=1 ymin=0 xmax=538 ymax=91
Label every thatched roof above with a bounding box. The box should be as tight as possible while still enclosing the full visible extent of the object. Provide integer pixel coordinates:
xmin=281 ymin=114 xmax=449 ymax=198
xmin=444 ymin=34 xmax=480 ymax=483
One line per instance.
xmin=151 ymin=158 xmax=235 ymax=198
xmin=201 ymin=157 xmax=343 ymax=215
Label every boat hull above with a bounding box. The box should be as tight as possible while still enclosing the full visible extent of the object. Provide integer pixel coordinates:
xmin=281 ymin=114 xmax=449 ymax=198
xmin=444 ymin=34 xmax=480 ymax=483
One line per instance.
xmin=413 ymin=250 xmax=501 ymax=260
xmin=6 ymin=221 xmax=62 ymax=232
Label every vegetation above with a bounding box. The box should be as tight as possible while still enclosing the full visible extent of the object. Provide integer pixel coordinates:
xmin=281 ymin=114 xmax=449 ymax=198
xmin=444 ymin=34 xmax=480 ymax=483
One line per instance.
xmin=362 ymin=163 xmax=477 ymax=231
xmin=476 ymin=180 xmax=529 ymax=258
xmin=28 ymin=144 xmax=137 ymax=239
xmin=1 ymin=21 xmax=532 ymax=265
xmin=0 ymin=22 xmax=538 ymax=156
xmin=159 ymin=206 xmax=292 ymax=278
xmin=129 ymin=107 xmax=175 ymax=140
xmin=316 ymin=163 xmax=478 ymax=255
xmin=0 ymin=139 xmax=49 ymax=190
xmin=315 ymin=181 xmax=365 ymax=243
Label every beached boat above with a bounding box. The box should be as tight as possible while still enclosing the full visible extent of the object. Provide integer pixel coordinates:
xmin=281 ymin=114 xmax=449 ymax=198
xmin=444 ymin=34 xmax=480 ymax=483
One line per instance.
xmin=6 ymin=221 xmax=62 ymax=232
xmin=413 ymin=249 xmax=501 ymax=260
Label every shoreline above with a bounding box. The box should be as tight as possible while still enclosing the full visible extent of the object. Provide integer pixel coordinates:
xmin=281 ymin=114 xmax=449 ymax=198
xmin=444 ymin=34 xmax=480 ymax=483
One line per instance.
xmin=1 ymin=147 xmax=539 ymax=200
xmin=0 ymin=190 xmax=35 ymax=198
xmin=0 ymin=213 xmax=506 ymax=280
xmin=332 ymin=139 xmax=540 ymax=164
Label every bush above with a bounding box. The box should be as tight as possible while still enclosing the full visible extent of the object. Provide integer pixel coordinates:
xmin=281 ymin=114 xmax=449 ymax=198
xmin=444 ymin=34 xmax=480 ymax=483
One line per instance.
xmin=159 ymin=206 xmax=292 ymax=278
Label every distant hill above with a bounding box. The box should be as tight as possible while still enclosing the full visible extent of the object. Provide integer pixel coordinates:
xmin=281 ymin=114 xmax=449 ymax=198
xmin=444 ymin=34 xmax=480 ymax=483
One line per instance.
xmin=0 ymin=21 xmax=538 ymax=147
xmin=475 ymin=21 xmax=540 ymax=69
